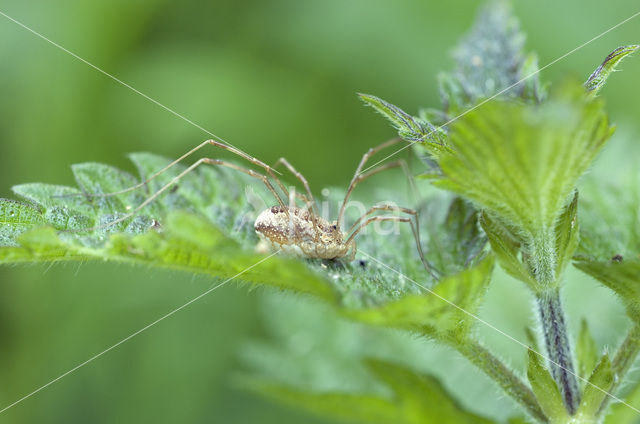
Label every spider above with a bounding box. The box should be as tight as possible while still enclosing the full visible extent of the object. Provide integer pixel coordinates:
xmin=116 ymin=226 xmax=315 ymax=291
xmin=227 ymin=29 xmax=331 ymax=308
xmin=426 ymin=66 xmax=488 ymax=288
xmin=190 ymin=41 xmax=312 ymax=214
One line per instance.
xmin=72 ymin=137 xmax=436 ymax=276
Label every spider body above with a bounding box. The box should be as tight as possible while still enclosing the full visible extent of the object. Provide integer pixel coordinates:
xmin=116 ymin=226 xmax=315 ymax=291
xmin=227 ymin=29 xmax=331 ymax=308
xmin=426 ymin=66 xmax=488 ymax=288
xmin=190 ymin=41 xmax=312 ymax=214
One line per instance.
xmin=254 ymin=205 xmax=352 ymax=260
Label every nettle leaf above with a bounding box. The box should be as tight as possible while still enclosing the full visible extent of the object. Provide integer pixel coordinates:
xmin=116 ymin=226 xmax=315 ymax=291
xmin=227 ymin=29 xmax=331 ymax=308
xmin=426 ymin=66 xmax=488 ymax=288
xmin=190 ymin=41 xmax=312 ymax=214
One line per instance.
xmin=365 ymin=359 xmax=493 ymax=424
xmin=343 ymin=256 xmax=494 ymax=341
xmin=244 ymin=359 xmax=493 ymax=424
xmin=358 ymin=93 xmax=448 ymax=151
xmin=520 ymin=52 xmax=544 ymax=103
xmin=526 ymin=349 xmax=569 ymax=423
xmin=605 ymin=378 xmax=640 ymax=424
xmin=575 ymin=354 xmax=614 ymax=420
xmin=483 ymin=189 xmax=578 ymax=291
xmin=576 ymin=177 xmax=640 ymax=322
xmin=1 ymin=156 xmax=336 ymax=301
xmin=554 ymin=191 xmax=579 ymax=277
xmin=12 ymin=184 xmax=96 ymax=231
xmin=1 ymin=211 xmax=337 ymax=299
xmin=577 ymin=319 xmax=599 ymax=382
xmin=575 ymin=260 xmax=640 ymax=322
xmin=577 ymin=176 xmax=640 ymax=412
xmin=578 ymin=173 xmax=640 ymax=259
xmin=480 ymin=212 xmax=535 ymax=289
xmin=439 ymin=1 xmax=541 ymax=111
xmin=0 ymin=199 xmax=46 ymax=246
xmin=427 ymin=196 xmax=488 ymax=277
xmin=0 ymin=226 xmax=84 ymax=263
xmin=243 ymin=379 xmax=400 ymax=424
xmin=585 ymin=45 xmax=639 ymax=95
xmin=358 ymin=93 xmax=429 ymax=142
xmin=434 ymin=80 xmax=613 ymax=246
xmin=524 ymin=327 xmax=540 ymax=351
xmin=1 ymin=153 xmax=489 ymax=312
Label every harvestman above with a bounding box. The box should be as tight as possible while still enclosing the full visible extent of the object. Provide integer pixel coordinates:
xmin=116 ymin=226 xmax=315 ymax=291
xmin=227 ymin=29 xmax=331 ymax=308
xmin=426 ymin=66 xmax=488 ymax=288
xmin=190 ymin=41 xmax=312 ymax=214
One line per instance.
xmin=71 ymin=138 xmax=437 ymax=277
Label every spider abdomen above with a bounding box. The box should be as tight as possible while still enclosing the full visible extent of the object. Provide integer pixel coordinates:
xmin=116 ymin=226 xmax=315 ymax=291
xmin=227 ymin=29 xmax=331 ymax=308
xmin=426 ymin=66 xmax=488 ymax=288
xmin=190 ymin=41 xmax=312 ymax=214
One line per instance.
xmin=253 ymin=206 xmax=350 ymax=260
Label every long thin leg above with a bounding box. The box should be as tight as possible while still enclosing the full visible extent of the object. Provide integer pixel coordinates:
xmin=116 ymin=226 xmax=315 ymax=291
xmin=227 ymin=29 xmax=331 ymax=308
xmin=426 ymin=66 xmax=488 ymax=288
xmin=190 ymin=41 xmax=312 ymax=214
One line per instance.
xmin=272 ymin=158 xmax=318 ymax=215
xmin=347 ymin=204 xmax=417 ymax=235
xmin=336 ymin=137 xmax=407 ymax=227
xmin=345 ymin=214 xmax=439 ymax=280
xmin=56 ymin=140 xmax=283 ymax=199
xmin=66 ymin=158 xmax=285 ymax=233
xmin=336 ymin=158 xmax=411 ymax=227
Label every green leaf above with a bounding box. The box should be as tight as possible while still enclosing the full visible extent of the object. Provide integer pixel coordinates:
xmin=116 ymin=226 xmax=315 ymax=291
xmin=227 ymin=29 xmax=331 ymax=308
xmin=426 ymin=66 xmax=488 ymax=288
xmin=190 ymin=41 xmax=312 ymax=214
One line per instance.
xmin=520 ymin=52 xmax=545 ymax=102
xmin=243 ymin=379 xmax=400 ymax=424
xmin=434 ymin=80 xmax=613 ymax=242
xmin=358 ymin=93 xmax=426 ymax=141
xmin=576 ymin=173 xmax=640 ymax=261
xmin=585 ymin=45 xmax=639 ymax=95
xmin=12 ymin=183 xmax=89 ymax=211
xmin=575 ymin=354 xmax=614 ymax=420
xmin=243 ymin=359 xmax=493 ymax=424
xmin=439 ymin=2 xmax=540 ymax=110
xmin=554 ymin=191 xmax=579 ymax=277
xmin=574 ymin=259 xmax=640 ymax=322
xmin=0 ymin=226 xmax=88 ymax=263
xmin=365 ymin=359 xmax=493 ymax=424
xmin=524 ymin=327 xmax=540 ymax=351
xmin=343 ymin=256 xmax=494 ymax=340
xmin=71 ymin=162 xmax=140 ymax=214
xmin=4 ymin=153 xmax=490 ymax=310
xmin=577 ymin=319 xmax=599 ymax=382
xmin=605 ymin=377 xmax=640 ymax=424
xmin=526 ymin=349 xmax=569 ymax=423
xmin=428 ymin=197 xmax=488 ymax=277
xmin=480 ymin=212 xmax=536 ymax=289
xmin=0 ymin=199 xmax=46 ymax=246
xmin=576 ymin=174 xmax=640 ymax=322
xmin=358 ymin=93 xmax=447 ymax=148
xmin=12 ymin=183 xmax=96 ymax=231
xmin=1 ymin=212 xmax=337 ymax=300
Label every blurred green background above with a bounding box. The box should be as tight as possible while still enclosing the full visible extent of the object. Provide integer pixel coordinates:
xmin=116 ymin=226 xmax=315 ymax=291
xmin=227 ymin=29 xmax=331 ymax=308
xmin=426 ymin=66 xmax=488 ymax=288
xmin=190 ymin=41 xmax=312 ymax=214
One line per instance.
xmin=0 ymin=1 xmax=639 ymax=423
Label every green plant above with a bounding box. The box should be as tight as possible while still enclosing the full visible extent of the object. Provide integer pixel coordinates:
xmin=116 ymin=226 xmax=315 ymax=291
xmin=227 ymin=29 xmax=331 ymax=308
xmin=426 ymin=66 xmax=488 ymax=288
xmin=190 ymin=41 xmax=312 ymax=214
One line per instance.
xmin=0 ymin=2 xmax=639 ymax=423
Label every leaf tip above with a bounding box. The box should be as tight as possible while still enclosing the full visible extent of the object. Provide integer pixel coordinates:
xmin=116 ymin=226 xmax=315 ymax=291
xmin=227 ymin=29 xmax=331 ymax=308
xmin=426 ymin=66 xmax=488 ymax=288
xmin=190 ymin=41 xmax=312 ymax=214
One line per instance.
xmin=585 ymin=44 xmax=640 ymax=94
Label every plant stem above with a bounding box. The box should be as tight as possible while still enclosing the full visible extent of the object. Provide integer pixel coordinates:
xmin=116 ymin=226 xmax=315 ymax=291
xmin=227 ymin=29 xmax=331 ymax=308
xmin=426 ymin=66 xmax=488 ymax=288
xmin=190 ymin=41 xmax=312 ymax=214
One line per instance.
xmin=529 ymin=230 xmax=580 ymax=415
xmin=537 ymin=288 xmax=580 ymax=415
xmin=597 ymin=323 xmax=640 ymax=415
xmin=458 ymin=339 xmax=548 ymax=423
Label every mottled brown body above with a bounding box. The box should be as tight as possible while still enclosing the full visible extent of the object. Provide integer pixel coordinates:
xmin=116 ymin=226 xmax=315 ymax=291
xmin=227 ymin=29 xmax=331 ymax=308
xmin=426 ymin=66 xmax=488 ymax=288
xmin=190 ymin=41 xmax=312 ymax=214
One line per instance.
xmin=254 ymin=206 xmax=353 ymax=260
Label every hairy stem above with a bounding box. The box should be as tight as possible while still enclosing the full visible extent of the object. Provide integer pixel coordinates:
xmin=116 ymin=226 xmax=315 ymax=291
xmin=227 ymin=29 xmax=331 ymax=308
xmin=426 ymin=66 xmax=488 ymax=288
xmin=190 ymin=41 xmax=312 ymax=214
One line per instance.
xmin=537 ymin=289 xmax=580 ymax=415
xmin=458 ymin=339 xmax=547 ymax=422
xmin=598 ymin=324 xmax=640 ymax=415
xmin=529 ymin=230 xmax=580 ymax=415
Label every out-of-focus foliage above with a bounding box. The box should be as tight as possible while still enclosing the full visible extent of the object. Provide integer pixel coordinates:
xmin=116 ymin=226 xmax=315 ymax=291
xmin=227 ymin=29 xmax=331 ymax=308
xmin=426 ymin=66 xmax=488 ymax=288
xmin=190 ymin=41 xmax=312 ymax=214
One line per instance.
xmin=247 ymin=359 xmax=494 ymax=424
xmin=439 ymin=1 xmax=544 ymax=109
xmin=575 ymin=177 xmax=640 ymax=320
xmin=239 ymin=291 xmax=521 ymax=423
